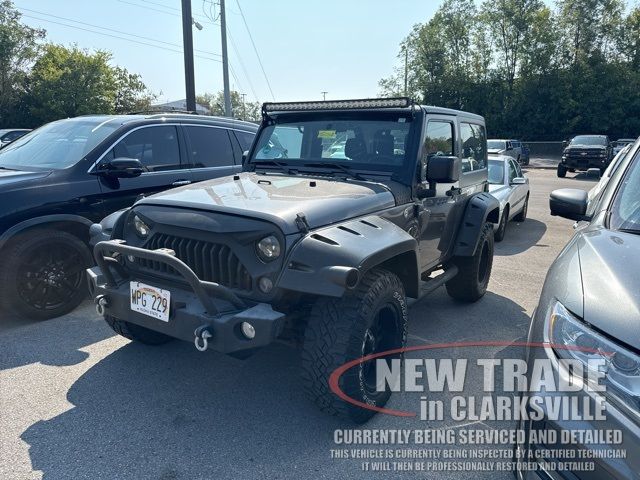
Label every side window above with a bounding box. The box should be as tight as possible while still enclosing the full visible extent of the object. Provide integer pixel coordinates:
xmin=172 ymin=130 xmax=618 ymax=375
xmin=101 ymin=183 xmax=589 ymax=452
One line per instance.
xmin=234 ymin=130 xmax=256 ymax=152
xmin=112 ymin=126 xmax=181 ymax=172
xmin=515 ymin=161 xmax=523 ymax=178
xmin=425 ymin=121 xmax=454 ymax=158
xmin=460 ymin=122 xmax=487 ymax=173
xmin=184 ymin=126 xmax=234 ymax=168
xmin=508 ymin=160 xmax=518 ymax=182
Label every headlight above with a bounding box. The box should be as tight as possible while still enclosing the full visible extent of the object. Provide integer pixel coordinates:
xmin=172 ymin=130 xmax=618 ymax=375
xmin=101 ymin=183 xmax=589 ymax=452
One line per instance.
xmin=256 ymin=235 xmax=281 ymax=262
xmin=133 ymin=215 xmax=150 ymax=238
xmin=548 ymin=301 xmax=640 ymax=420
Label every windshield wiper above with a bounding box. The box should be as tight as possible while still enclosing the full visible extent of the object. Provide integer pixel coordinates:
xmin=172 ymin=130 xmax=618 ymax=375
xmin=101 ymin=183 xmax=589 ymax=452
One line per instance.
xmin=252 ymin=160 xmax=295 ymax=175
xmin=303 ymin=162 xmax=367 ymax=181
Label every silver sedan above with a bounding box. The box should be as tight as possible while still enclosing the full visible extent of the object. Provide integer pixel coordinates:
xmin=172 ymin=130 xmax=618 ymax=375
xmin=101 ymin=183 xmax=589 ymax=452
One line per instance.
xmin=488 ymin=154 xmax=530 ymax=241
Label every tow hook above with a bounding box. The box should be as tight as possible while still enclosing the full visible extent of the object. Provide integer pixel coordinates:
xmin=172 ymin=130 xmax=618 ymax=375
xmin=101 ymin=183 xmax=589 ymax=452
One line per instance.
xmin=194 ymin=325 xmax=213 ymax=352
xmin=95 ymin=295 xmax=109 ymax=316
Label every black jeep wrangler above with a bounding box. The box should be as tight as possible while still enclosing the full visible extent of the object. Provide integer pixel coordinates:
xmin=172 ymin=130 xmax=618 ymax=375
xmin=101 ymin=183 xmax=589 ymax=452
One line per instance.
xmin=88 ymin=98 xmax=499 ymax=422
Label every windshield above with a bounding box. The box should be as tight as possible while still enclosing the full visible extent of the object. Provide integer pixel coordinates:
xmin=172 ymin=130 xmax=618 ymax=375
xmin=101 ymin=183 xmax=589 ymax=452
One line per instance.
xmin=488 ymin=160 xmax=504 ymax=184
xmin=487 ymin=140 xmax=506 ymax=150
xmin=0 ymin=117 xmax=123 ymax=169
xmin=570 ymin=135 xmax=607 ymax=146
xmin=610 ymin=148 xmax=640 ymax=233
xmin=251 ymin=114 xmax=413 ymax=175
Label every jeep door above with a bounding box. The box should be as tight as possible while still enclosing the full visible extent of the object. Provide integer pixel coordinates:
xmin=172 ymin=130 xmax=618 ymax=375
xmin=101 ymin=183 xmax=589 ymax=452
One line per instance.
xmin=417 ymin=116 xmax=461 ymax=270
xmin=95 ymin=124 xmax=191 ymax=215
xmin=183 ymin=125 xmax=245 ymax=183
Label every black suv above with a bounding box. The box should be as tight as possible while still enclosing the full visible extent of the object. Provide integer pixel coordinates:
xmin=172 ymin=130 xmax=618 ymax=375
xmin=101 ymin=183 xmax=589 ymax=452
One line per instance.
xmin=0 ymin=113 xmax=256 ymax=320
xmin=88 ymin=98 xmax=500 ymax=423
xmin=558 ymin=134 xmax=613 ymax=177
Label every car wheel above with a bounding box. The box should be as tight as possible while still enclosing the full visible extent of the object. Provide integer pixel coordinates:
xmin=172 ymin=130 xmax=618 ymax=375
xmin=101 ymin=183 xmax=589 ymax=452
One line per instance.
xmin=494 ymin=206 xmax=509 ymax=242
xmin=0 ymin=229 xmax=93 ymax=320
xmin=557 ymin=164 xmax=567 ymax=178
xmin=104 ymin=315 xmax=173 ymax=345
xmin=514 ymin=194 xmax=528 ymax=222
xmin=446 ymin=223 xmax=494 ymax=303
xmin=301 ymin=269 xmax=408 ymax=423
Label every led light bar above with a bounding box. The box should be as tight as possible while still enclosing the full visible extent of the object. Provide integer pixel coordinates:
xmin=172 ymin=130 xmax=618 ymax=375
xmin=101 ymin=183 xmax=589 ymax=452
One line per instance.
xmin=262 ymin=97 xmax=412 ymax=114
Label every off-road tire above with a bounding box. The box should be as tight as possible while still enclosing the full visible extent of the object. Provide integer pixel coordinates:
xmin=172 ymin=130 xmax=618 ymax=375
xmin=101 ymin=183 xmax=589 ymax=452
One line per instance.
xmin=495 ymin=206 xmax=509 ymax=242
xmin=557 ymin=164 xmax=567 ymax=178
xmin=514 ymin=194 xmax=529 ymax=222
xmin=104 ymin=315 xmax=173 ymax=345
xmin=446 ymin=223 xmax=494 ymax=303
xmin=301 ymin=269 xmax=408 ymax=423
xmin=0 ymin=229 xmax=93 ymax=320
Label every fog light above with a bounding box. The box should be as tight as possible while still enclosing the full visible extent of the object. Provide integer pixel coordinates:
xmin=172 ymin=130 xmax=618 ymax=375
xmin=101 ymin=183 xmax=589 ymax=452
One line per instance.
xmin=241 ymin=322 xmax=256 ymax=339
xmin=258 ymin=276 xmax=273 ymax=293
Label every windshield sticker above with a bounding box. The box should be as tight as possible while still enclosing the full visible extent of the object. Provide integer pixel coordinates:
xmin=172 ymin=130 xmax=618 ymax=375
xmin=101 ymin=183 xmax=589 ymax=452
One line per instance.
xmin=318 ymin=130 xmax=337 ymax=139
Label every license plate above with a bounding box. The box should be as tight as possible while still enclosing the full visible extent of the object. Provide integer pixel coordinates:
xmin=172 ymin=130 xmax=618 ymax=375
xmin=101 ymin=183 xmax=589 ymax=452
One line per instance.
xmin=130 ymin=281 xmax=170 ymax=322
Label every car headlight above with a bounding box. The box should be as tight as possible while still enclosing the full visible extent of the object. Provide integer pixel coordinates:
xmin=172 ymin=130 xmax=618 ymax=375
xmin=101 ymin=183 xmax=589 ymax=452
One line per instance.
xmin=256 ymin=235 xmax=281 ymax=262
xmin=133 ymin=215 xmax=150 ymax=238
xmin=548 ymin=301 xmax=640 ymax=420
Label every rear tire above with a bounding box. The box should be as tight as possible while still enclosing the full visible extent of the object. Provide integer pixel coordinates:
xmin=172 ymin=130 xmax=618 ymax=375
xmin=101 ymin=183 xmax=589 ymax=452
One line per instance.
xmin=557 ymin=164 xmax=567 ymax=178
xmin=0 ymin=229 xmax=93 ymax=320
xmin=104 ymin=315 xmax=173 ymax=345
xmin=446 ymin=223 xmax=494 ymax=303
xmin=301 ymin=269 xmax=408 ymax=423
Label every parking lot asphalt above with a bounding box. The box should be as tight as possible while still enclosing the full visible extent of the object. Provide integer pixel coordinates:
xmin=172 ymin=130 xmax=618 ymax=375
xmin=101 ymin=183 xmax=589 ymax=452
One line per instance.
xmin=0 ymin=168 xmax=599 ymax=480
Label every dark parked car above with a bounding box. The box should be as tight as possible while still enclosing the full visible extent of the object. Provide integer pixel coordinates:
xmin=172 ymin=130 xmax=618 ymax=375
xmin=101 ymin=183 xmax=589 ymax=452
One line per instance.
xmin=0 ymin=129 xmax=31 ymax=147
xmin=88 ymin=97 xmax=500 ymax=423
xmin=516 ymin=137 xmax=640 ymax=479
xmin=0 ymin=113 xmax=257 ymax=320
xmin=558 ymin=134 xmax=613 ymax=177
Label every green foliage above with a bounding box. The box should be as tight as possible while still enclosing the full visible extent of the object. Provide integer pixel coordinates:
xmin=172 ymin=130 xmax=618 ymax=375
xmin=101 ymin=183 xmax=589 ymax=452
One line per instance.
xmin=0 ymin=0 xmax=44 ymax=125
xmin=381 ymin=0 xmax=640 ymax=139
xmin=0 ymin=1 xmax=154 ymax=128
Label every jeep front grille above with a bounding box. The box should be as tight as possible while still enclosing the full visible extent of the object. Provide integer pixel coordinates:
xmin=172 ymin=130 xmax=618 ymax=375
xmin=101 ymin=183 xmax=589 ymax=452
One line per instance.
xmin=136 ymin=233 xmax=252 ymax=291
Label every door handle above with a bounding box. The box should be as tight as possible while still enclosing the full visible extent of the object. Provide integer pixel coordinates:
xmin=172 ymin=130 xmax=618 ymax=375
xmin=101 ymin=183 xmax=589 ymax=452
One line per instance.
xmin=172 ymin=180 xmax=191 ymax=187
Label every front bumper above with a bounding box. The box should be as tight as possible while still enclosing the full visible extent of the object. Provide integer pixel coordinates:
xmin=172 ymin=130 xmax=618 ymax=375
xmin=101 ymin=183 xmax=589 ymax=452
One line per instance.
xmin=88 ymin=240 xmax=286 ymax=354
xmin=561 ymin=156 xmax=608 ymax=170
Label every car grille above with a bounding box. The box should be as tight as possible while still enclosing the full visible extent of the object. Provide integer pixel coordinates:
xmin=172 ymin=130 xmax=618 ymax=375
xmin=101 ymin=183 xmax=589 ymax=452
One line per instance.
xmin=566 ymin=149 xmax=601 ymax=159
xmin=136 ymin=233 xmax=252 ymax=291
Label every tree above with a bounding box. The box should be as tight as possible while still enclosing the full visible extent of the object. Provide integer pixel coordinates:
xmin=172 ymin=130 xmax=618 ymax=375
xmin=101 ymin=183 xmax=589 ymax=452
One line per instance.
xmin=0 ymin=0 xmax=45 ymax=127
xmin=25 ymin=44 xmax=154 ymax=125
xmin=196 ymin=90 xmax=261 ymax=122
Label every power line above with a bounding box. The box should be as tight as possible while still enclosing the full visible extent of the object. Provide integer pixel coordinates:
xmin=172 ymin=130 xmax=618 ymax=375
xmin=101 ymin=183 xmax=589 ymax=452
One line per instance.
xmin=19 ymin=7 xmax=221 ymax=58
xmin=228 ymin=29 xmax=260 ymax=103
xmin=234 ymin=0 xmax=275 ymax=100
xmin=20 ymin=14 xmax=222 ymax=64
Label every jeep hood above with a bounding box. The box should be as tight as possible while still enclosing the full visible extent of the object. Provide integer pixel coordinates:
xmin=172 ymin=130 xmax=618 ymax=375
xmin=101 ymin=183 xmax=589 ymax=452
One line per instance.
xmin=138 ymin=172 xmax=396 ymax=234
xmin=576 ymin=228 xmax=640 ymax=350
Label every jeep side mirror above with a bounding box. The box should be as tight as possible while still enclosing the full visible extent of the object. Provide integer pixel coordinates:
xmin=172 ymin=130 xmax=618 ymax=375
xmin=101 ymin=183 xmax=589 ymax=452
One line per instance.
xmin=242 ymin=150 xmax=249 ymax=162
xmin=98 ymin=157 xmax=145 ymax=178
xmin=549 ymin=188 xmax=589 ymax=221
xmin=426 ymin=155 xmax=460 ymax=183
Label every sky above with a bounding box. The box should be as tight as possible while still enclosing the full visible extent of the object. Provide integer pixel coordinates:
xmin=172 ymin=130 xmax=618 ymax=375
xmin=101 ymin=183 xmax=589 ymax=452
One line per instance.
xmin=14 ymin=0 xmax=443 ymax=105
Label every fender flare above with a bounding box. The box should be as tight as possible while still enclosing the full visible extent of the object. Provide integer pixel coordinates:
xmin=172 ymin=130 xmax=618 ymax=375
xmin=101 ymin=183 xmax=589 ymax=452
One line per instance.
xmin=453 ymin=192 xmax=500 ymax=257
xmin=277 ymin=215 xmax=420 ymax=298
xmin=0 ymin=214 xmax=93 ymax=250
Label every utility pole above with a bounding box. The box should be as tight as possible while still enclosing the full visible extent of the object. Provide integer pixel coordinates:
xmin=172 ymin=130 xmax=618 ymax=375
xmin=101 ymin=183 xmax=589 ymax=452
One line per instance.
xmin=321 ymin=91 xmax=328 ymax=100
xmin=220 ymin=0 xmax=232 ymax=117
xmin=181 ymin=0 xmax=196 ymax=112
xmin=240 ymin=93 xmax=247 ymax=120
